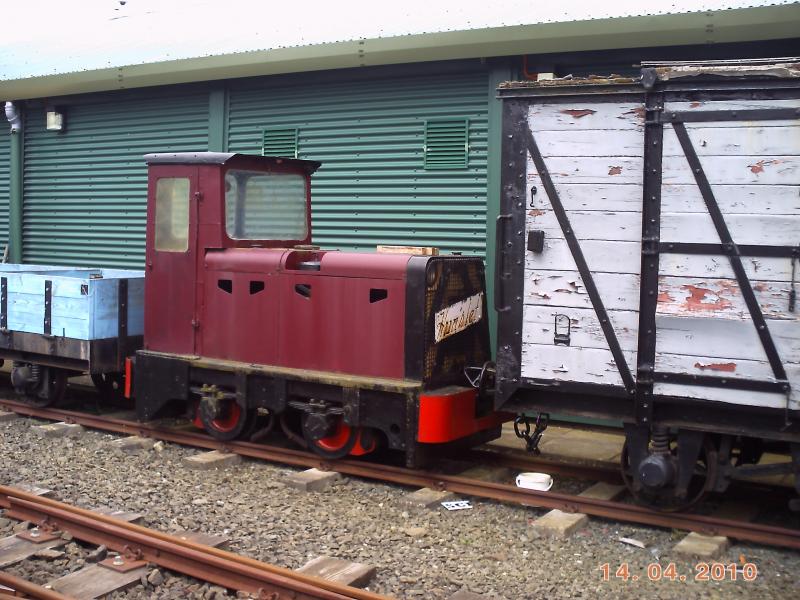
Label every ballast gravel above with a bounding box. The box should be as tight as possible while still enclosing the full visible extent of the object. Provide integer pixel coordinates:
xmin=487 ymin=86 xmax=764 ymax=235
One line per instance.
xmin=1 ymin=414 xmax=799 ymax=599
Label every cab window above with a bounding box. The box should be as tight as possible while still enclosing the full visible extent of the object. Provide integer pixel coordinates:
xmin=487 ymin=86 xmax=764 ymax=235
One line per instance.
xmin=154 ymin=177 xmax=190 ymax=252
xmin=225 ymin=170 xmax=307 ymax=241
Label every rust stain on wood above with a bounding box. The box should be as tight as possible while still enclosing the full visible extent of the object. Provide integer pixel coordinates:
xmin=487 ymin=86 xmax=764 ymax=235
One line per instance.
xmin=694 ymin=361 xmax=737 ymax=372
xmin=528 ymin=209 xmax=546 ymax=217
xmin=689 ymin=101 xmax=703 ymax=108
xmin=748 ymin=159 xmax=780 ymax=174
xmin=621 ymin=107 xmax=646 ymax=119
xmin=680 ymin=284 xmax=733 ymax=312
xmin=658 ymin=291 xmax=675 ymax=303
xmin=608 ymin=166 xmax=623 ymax=175
xmin=560 ymin=108 xmax=597 ymax=118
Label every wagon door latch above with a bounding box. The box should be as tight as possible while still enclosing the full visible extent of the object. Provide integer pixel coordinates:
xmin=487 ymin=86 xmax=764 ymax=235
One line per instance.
xmin=553 ymin=314 xmax=571 ymax=346
xmin=514 ymin=413 xmax=549 ymax=454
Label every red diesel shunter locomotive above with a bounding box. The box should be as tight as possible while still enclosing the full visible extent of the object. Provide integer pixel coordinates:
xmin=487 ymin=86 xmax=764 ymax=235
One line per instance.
xmin=132 ymin=152 xmax=506 ymax=466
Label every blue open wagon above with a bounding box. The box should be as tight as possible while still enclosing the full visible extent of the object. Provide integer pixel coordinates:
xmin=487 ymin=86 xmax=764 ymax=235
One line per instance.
xmin=0 ymin=265 xmax=144 ymax=405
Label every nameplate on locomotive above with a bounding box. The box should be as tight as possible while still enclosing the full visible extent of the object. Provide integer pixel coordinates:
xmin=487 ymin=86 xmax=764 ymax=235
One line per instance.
xmin=434 ymin=292 xmax=483 ymax=343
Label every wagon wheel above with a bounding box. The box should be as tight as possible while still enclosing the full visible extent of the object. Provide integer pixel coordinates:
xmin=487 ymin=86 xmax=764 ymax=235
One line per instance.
xmin=197 ymin=397 xmax=257 ymax=442
xmin=13 ymin=365 xmax=68 ymax=409
xmin=301 ymin=414 xmax=377 ymax=460
xmin=620 ymin=435 xmax=717 ymax=512
xmin=91 ymin=372 xmax=125 ymax=402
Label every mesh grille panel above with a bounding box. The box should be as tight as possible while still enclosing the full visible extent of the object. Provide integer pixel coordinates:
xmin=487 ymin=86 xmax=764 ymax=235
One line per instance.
xmin=421 ymin=257 xmax=490 ymax=388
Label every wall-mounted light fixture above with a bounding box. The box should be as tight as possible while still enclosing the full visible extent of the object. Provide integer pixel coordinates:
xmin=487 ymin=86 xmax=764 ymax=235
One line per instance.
xmin=45 ymin=107 xmax=65 ymax=132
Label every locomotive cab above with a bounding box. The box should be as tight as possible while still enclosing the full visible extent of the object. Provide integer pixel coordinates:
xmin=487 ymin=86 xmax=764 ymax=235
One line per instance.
xmin=134 ymin=152 xmax=507 ymax=466
xmin=142 ymin=153 xmax=318 ymax=356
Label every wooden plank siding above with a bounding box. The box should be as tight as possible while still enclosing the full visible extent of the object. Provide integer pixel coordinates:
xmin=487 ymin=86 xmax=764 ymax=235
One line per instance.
xmin=521 ymin=96 xmax=800 ymax=410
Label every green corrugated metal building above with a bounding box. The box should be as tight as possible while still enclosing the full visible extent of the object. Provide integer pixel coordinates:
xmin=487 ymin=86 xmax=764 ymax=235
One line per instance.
xmin=11 ymin=61 xmax=495 ymax=268
xmin=1 ymin=2 xmax=799 ymax=313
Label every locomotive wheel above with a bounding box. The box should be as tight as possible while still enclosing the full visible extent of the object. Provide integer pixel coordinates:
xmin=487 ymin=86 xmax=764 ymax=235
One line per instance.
xmin=198 ymin=399 xmax=256 ymax=442
xmin=91 ymin=372 xmax=125 ymax=402
xmin=302 ymin=415 xmax=377 ymax=459
xmin=620 ymin=435 xmax=716 ymax=512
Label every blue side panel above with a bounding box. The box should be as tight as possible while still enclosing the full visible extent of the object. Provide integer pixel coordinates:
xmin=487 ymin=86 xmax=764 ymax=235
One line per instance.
xmin=4 ymin=266 xmax=144 ymax=340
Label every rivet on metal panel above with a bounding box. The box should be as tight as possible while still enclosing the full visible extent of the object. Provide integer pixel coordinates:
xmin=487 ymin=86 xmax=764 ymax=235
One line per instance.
xmin=652 ymin=169 xmax=657 ymax=174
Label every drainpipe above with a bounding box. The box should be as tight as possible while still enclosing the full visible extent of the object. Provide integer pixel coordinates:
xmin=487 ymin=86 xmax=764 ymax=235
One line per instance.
xmin=4 ymin=102 xmax=23 ymax=263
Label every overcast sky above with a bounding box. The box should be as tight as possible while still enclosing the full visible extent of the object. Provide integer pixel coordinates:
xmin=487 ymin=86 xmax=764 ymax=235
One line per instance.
xmin=1 ymin=0 xmax=795 ymax=79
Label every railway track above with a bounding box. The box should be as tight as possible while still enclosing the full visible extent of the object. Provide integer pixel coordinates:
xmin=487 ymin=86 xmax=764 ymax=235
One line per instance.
xmin=0 ymin=570 xmax=72 ymax=600
xmin=0 ymin=485 xmax=389 ymax=600
xmin=2 ymin=398 xmax=799 ymax=552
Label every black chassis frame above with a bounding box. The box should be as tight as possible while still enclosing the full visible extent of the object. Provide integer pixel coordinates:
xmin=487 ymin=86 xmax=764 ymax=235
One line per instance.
xmin=0 ymin=276 xmax=139 ymax=375
xmin=133 ymin=350 xmax=504 ymax=468
xmin=495 ymin=74 xmax=800 ymax=443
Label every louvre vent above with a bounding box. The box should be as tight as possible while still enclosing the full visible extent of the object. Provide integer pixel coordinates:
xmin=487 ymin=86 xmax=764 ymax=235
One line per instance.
xmin=262 ymin=128 xmax=299 ymax=158
xmin=424 ymin=119 xmax=468 ymax=170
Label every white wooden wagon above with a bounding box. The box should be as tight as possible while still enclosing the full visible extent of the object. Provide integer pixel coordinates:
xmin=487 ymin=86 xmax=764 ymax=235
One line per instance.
xmin=495 ymin=59 xmax=800 ymax=509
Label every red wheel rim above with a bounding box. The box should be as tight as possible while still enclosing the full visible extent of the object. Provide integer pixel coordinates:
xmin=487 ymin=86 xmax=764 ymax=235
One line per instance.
xmin=209 ymin=401 xmax=242 ymax=433
xmin=314 ymin=420 xmax=376 ymax=456
xmin=315 ymin=420 xmax=351 ymax=451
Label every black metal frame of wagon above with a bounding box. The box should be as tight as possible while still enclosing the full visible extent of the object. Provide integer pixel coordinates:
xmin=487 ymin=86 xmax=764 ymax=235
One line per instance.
xmin=494 ymin=72 xmax=800 ymax=444
xmin=0 ymin=276 xmax=139 ymax=375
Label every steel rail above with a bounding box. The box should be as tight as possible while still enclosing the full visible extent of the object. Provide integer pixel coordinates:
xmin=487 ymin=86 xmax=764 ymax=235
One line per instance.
xmin=0 ymin=486 xmax=387 ymax=600
xmin=0 ymin=572 xmax=72 ymax=600
xmin=2 ymin=400 xmax=800 ymax=550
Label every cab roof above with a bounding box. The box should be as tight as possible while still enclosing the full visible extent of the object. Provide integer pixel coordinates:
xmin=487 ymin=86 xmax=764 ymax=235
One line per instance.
xmin=143 ymin=152 xmax=321 ymax=174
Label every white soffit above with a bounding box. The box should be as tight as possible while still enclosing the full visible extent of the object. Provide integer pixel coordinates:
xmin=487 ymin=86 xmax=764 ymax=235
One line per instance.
xmin=1 ymin=0 xmax=798 ymax=99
